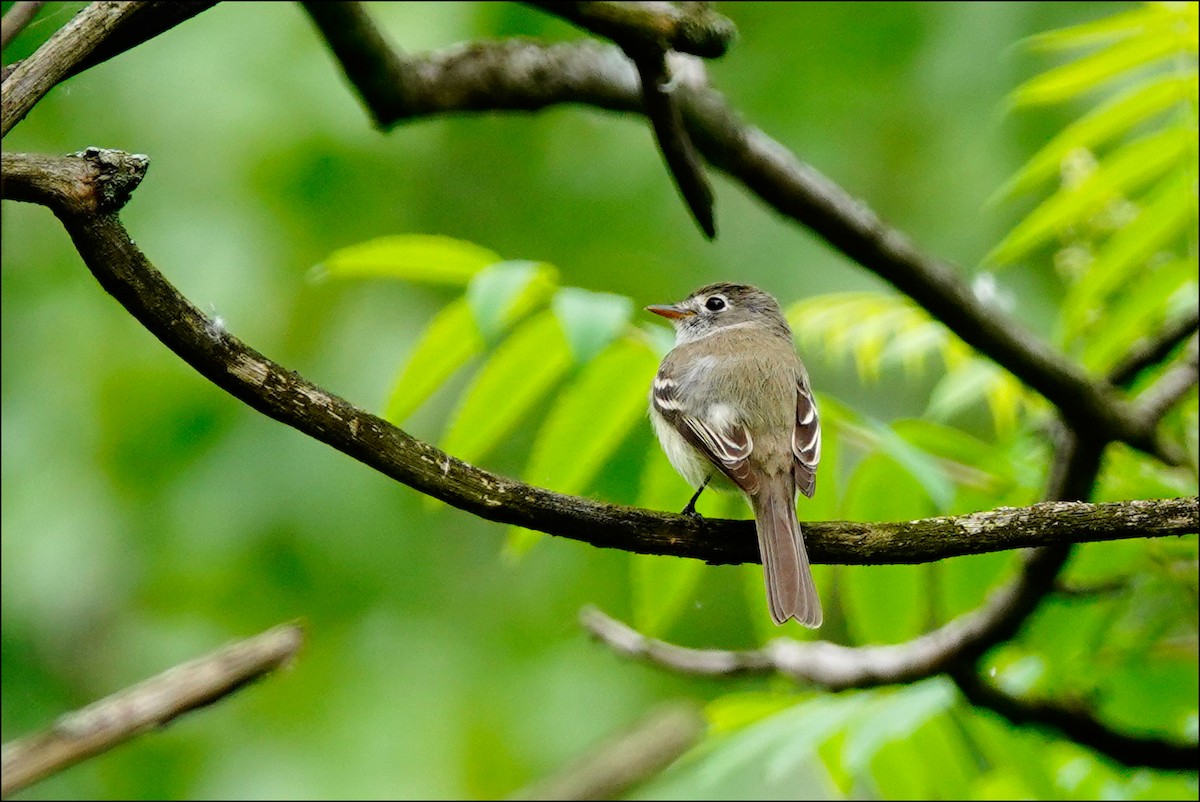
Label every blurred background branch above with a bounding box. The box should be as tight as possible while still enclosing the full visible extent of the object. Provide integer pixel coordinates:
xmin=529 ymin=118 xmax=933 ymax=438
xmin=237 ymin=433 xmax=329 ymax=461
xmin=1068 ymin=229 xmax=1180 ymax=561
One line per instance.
xmin=0 ymin=623 xmax=304 ymax=797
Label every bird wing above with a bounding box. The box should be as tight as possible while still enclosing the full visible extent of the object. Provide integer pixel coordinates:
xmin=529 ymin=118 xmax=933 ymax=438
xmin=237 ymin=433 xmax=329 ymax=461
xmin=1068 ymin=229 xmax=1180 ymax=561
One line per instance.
xmin=792 ymin=378 xmax=820 ymax=498
xmin=651 ymin=366 xmax=758 ymax=494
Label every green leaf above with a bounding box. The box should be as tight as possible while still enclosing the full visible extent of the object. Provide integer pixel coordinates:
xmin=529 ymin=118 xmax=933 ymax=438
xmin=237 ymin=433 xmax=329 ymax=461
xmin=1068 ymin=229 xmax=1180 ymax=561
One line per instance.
xmin=840 ymin=679 xmax=957 ymax=774
xmin=997 ymin=72 xmax=1197 ymax=199
xmin=440 ymin=310 xmax=573 ymax=465
xmin=505 ymin=336 xmax=658 ymax=558
xmin=1082 ymin=257 xmax=1198 ymax=373
xmin=383 ymin=299 xmax=484 ymax=424
xmin=630 ymin=554 xmax=706 ymax=637
xmin=317 ymin=234 xmax=502 ymax=284
xmin=840 ymin=453 xmax=936 ymax=644
xmin=551 ymin=288 xmax=635 ymax=363
xmin=1011 ymin=22 xmax=1197 ymax=107
xmin=465 ymin=260 xmax=559 ymax=342
xmin=789 ymin=293 xmax=956 ymax=382
xmin=891 ymin=418 xmax=1013 ymax=498
xmin=1061 ymin=168 xmax=1198 ymax=342
xmin=1023 ymin=4 xmax=1191 ymax=52
xmin=987 ymin=126 xmax=1193 ymax=266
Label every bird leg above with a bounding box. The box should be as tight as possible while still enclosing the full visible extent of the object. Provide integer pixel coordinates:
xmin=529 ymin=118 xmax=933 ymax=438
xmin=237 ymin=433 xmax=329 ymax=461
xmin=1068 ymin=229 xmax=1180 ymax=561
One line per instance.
xmin=681 ymin=476 xmax=711 ymax=517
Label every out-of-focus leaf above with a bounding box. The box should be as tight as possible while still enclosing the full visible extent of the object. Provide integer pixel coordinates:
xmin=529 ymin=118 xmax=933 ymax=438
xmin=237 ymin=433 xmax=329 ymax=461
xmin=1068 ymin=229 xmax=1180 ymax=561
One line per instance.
xmin=1061 ymin=169 xmax=1198 ymax=341
xmin=840 ymin=453 xmax=933 ymax=644
xmin=317 ymin=234 xmax=502 ymax=284
xmin=1011 ymin=23 xmax=1196 ymax=106
xmin=440 ymin=311 xmax=572 ymax=466
xmin=1080 ymin=257 xmax=1197 ymax=373
xmin=987 ymin=126 xmax=1193 ymax=265
xmin=630 ymin=553 xmax=706 ymax=638
xmin=891 ymin=418 xmax=1012 ymax=497
xmin=639 ymin=693 xmax=869 ymax=798
xmin=465 ymin=260 xmax=559 ymax=342
xmin=1022 ymin=4 xmax=1190 ymax=52
xmin=704 ymin=692 xmax=796 ymax=736
xmin=997 ymin=73 xmax=1198 ymax=199
xmin=840 ymin=678 xmax=957 ymax=776
xmin=551 ymin=288 xmax=634 ymax=363
xmin=927 ymin=357 xmax=1030 ymax=436
xmin=789 ymin=293 xmax=955 ymax=381
xmin=383 ymin=299 xmax=484 ymax=424
xmin=505 ymin=336 xmax=658 ymax=558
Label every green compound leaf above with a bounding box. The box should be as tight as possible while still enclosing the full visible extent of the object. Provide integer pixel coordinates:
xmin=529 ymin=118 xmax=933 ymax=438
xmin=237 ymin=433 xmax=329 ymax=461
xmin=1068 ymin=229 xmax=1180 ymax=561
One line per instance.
xmin=997 ymin=73 xmax=1197 ymax=200
xmin=986 ymin=125 xmax=1193 ymax=266
xmin=552 ymin=288 xmax=635 ymax=363
xmin=1011 ymin=15 xmax=1196 ymax=107
xmin=1023 ymin=4 xmax=1191 ymax=53
xmin=788 ymin=293 xmax=958 ymax=382
xmin=384 ymin=261 xmax=559 ymax=424
xmin=317 ymin=234 xmax=502 ymax=284
xmin=1081 ymin=256 xmax=1198 ymax=373
xmin=1060 ymin=168 xmax=1198 ymax=343
xmin=505 ymin=336 xmax=659 ymax=559
xmin=465 ymin=260 xmax=559 ymax=343
xmin=383 ymin=299 xmax=484 ymax=424
xmin=440 ymin=310 xmax=573 ymax=466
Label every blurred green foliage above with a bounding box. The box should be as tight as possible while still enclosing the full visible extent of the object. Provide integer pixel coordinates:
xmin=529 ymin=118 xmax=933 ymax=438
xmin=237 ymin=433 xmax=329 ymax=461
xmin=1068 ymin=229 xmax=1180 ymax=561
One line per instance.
xmin=2 ymin=2 xmax=1196 ymax=800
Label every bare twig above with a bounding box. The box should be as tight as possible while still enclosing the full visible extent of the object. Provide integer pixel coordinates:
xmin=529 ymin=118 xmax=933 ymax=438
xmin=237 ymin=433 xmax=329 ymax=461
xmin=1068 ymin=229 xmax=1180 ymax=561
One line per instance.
xmin=582 ymin=544 xmax=1077 ymax=689
xmin=1 ymin=1 xmax=142 ymax=137
xmin=1137 ymin=335 xmax=1199 ymax=426
xmin=0 ymin=0 xmax=46 ymax=51
xmin=513 ymin=703 xmax=705 ymax=800
xmin=1108 ymin=308 xmax=1200 ymax=387
xmin=0 ymin=622 xmax=304 ymax=797
xmin=1 ymin=1 xmax=217 ymax=84
xmin=631 ymin=47 xmax=716 ymax=237
xmin=524 ymin=1 xmax=736 ymax=58
xmin=948 ymin=665 xmax=1195 ymax=772
xmin=6 ymin=149 xmax=1194 ymax=569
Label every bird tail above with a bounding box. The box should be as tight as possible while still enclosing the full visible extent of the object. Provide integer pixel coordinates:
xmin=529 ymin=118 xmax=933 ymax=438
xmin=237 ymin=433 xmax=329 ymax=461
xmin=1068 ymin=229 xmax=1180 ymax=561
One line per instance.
xmin=751 ymin=479 xmax=822 ymax=627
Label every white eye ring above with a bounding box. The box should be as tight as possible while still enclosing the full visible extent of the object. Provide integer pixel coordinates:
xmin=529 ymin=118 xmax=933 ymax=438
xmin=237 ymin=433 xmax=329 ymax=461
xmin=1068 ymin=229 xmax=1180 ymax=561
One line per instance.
xmin=705 ymin=295 xmax=727 ymax=311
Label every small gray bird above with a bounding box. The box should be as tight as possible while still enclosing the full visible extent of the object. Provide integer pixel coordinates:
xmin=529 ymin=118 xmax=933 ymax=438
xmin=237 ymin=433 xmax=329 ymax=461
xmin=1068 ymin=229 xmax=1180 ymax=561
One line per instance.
xmin=647 ymin=283 xmax=822 ymax=627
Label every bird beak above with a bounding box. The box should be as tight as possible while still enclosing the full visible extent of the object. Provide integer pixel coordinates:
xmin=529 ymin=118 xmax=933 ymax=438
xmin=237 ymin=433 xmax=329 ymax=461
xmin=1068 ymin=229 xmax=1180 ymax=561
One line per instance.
xmin=646 ymin=303 xmax=692 ymax=320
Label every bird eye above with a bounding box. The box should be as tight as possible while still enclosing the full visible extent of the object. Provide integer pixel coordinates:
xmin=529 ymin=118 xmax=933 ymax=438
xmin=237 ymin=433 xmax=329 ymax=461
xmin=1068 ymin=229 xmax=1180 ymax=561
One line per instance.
xmin=705 ymin=296 xmax=727 ymax=311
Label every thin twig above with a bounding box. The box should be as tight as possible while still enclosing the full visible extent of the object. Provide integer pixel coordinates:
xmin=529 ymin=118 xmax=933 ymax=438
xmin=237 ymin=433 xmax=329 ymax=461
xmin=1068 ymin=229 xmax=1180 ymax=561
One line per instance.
xmin=513 ymin=703 xmax=705 ymax=800
xmin=525 ymin=1 xmax=736 ymax=58
xmin=0 ymin=0 xmax=46 ymax=51
xmin=0 ymin=622 xmax=305 ymax=797
xmin=631 ymin=47 xmax=716 ymax=238
xmin=1137 ymin=335 xmax=1199 ymax=426
xmin=1108 ymin=308 xmax=1200 ymax=387
xmin=1 ymin=1 xmax=142 ymax=137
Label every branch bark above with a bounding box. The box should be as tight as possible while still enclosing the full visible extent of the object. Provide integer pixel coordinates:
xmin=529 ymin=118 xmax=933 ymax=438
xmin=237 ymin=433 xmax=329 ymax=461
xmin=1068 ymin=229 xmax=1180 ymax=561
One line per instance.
xmin=5 ymin=149 xmax=1194 ymax=569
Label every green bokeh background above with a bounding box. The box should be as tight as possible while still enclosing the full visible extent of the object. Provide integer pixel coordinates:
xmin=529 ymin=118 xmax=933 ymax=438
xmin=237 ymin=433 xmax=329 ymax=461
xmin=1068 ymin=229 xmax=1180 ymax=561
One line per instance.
xmin=4 ymin=2 xmax=1184 ymax=799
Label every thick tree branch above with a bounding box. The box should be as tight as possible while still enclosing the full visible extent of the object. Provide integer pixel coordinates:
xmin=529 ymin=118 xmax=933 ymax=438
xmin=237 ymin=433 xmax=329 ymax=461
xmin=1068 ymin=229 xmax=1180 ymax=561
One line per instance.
xmin=0 ymin=623 xmax=304 ymax=797
xmin=5 ymin=149 xmax=1194 ymax=569
xmin=301 ymin=24 xmax=1173 ymax=465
